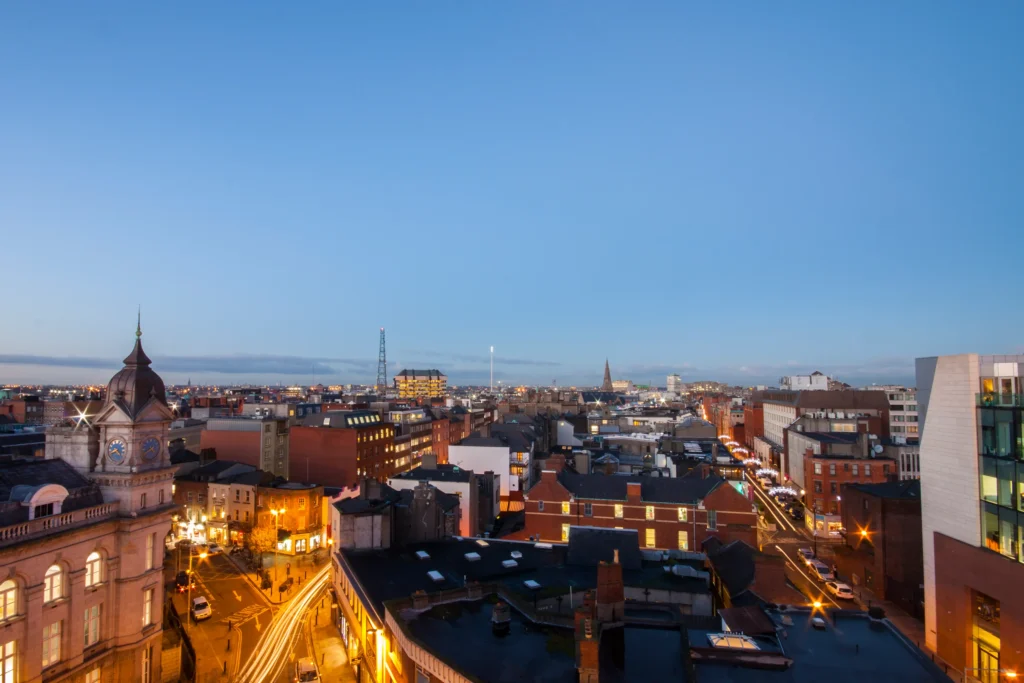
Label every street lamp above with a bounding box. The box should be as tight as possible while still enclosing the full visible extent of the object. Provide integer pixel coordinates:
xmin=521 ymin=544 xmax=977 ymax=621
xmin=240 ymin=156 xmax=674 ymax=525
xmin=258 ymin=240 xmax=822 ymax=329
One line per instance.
xmin=270 ymin=507 xmax=286 ymax=588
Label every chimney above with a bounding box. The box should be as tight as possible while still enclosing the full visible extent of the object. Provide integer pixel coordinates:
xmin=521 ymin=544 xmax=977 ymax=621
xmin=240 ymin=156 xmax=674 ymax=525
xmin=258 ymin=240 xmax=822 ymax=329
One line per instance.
xmin=547 ymin=453 xmax=565 ymax=473
xmin=613 ymin=548 xmax=619 ymax=564
xmin=596 ymin=559 xmax=624 ymax=622
xmin=626 ymin=481 xmax=641 ymax=503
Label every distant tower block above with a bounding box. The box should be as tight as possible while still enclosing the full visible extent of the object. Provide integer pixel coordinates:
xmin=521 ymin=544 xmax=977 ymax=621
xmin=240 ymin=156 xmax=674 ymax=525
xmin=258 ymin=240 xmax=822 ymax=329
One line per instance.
xmin=601 ymin=359 xmax=613 ymax=391
xmin=376 ymin=327 xmax=388 ymax=396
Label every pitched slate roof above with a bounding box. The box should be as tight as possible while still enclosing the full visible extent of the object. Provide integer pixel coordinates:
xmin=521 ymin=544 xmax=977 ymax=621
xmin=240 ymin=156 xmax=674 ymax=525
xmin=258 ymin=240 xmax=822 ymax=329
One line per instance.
xmin=846 ymin=479 xmax=921 ymax=500
xmin=555 ymin=470 xmax=724 ymax=504
xmin=566 ymin=527 xmax=643 ymax=570
xmin=704 ymin=539 xmax=756 ymax=599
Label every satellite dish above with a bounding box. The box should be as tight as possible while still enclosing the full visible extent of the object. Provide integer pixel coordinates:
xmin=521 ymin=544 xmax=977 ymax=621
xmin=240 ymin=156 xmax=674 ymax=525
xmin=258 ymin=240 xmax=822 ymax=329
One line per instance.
xmin=873 ymin=444 xmax=884 ymax=454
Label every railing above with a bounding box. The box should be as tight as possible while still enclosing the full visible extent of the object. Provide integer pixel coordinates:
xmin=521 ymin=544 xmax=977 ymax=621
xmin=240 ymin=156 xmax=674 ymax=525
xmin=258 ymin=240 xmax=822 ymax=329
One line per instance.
xmin=977 ymin=393 xmax=1024 ymax=408
xmin=0 ymin=503 xmax=119 ymax=547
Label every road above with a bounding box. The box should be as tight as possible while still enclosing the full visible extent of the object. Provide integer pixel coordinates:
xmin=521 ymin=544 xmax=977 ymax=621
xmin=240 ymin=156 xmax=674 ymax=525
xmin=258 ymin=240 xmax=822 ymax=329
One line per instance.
xmin=167 ymin=552 xmax=273 ymax=682
xmin=235 ymin=563 xmax=330 ymax=683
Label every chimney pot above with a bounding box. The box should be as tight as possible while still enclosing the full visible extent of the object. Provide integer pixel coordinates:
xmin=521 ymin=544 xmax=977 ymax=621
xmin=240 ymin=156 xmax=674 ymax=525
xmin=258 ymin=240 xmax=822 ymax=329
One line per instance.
xmin=613 ymin=548 xmax=619 ymax=564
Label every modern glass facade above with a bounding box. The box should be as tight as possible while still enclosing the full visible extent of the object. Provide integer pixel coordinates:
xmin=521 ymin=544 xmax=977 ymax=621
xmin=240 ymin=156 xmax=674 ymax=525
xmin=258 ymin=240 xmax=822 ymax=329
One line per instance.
xmin=977 ymin=381 xmax=1024 ymax=564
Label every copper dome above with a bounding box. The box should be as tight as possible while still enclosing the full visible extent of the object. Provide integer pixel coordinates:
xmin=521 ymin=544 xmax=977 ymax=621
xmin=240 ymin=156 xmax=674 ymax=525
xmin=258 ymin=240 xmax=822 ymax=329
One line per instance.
xmin=106 ymin=336 xmax=167 ymax=419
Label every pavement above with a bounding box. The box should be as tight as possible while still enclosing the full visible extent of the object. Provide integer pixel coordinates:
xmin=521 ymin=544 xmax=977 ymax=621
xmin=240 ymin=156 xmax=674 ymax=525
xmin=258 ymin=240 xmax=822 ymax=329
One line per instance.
xmin=308 ymin=607 xmax=358 ymax=683
xmin=223 ymin=547 xmax=323 ymax=604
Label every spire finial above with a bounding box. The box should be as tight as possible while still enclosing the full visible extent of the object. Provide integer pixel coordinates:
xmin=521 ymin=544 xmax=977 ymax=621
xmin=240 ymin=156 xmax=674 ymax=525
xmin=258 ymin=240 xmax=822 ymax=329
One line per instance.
xmin=136 ymin=306 xmax=142 ymax=339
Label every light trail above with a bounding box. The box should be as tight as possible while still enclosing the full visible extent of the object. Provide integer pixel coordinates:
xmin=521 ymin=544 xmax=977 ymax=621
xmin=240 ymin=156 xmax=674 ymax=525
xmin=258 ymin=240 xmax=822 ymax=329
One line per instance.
xmin=774 ymin=545 xmax=841 ymax=610
xmin=235 ymin=564 xmax=330 ymax=683
xmin=747 ymin=472 xmax=798 ymax=532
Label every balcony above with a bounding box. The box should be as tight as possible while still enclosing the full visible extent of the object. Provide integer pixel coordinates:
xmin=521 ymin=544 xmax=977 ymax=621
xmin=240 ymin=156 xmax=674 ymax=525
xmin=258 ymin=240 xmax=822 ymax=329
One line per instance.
xmin=0 ymin=502 xmax=120 ymax=548
xmin=977 ymin=393 xmax=1024 ymax=408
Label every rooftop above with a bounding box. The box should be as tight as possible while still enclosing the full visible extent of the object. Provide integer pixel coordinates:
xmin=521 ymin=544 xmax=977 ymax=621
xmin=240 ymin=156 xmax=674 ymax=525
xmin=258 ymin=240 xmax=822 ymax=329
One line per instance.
xmin=845 ymin=479 xmax=921 ymax=500
xmin=395 ymin=369 xmax=447 ymax=378
xmin=554 ymin=469 xmax=724 ymax=504
xmin=390 ymin=463 xmax=474 ymax=483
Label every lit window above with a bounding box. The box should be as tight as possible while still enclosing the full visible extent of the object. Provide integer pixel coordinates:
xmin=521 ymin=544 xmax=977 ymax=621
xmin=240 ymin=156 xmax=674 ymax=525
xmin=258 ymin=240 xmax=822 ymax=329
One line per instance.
xmin=85 ymin=668 xmax=100 ymax=683
xmin=43 ymin=565 xmax=63 ymax=603
xmin=561 ymin=502 xmax=570 ymax=515
xmin=561 ymin=524 xmax=570 ymax=542
xmin=865 ymin=464 xmax=872 ymax=476
xmin=1 ymin=641 xmax=16 ymax=683
xmin=0 ymin=582 xmax=16 ymax=621
xmin=42 ymin=620 xmax=61 ymax=668
xmin=142 ymin=645 xmax=152 ymax=683
xmin=146 ymin=534 xmax=155 ymax=571
xmin=678 ymin=507 xmax=687 ymax=522
xmin=645 ymin=506 xmax=655 ymax=521
xmin=84 ymin=604 xmax=101 ymax=648
xmin=142 ymin=589 xmax=154 ymax=628
xmin=678 ymin=531 xmax=689 ymax=551
xmin=614 ymin=504 xmax=623 ymax=519
xmin=85 ymin=552 xmax=102 ymax=587
xmin=645 ymin=528 xmax=656 ymax=548
xmin=814 ymin=462 xmax=822 ymax=475
xmin=707 ymin=510 xmax=718 ymax=530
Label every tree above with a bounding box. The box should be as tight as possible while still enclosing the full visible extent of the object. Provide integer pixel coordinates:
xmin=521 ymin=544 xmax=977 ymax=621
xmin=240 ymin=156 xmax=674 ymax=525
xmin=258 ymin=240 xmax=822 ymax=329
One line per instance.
xmin=248 ymin=524 xmax=277 ymax=570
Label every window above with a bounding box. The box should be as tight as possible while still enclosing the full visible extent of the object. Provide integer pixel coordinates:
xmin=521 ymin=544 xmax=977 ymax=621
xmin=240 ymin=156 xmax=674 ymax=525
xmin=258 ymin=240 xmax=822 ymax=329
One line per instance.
xmin=645 ymin=528 xmax=656 ymax=548
xmin=235 ymin=490 xmax=241 ymax=502
xmin=645 ymin=506 xmax=655 ymax=521
xmin=678 ymin=530 xmax=689 ymax=550
xmin=1 ymin=641 xmax=15 ymax=683
xmin=142 ymin=589 xmax=154 ymax=628
xmin=42 ymin=620 xmax=61 ymax=668
xmin=146 ymin=534 xmax=155 ymax=571
xmin=142 ymin=645 xmax=152 ymax=683
xmin=537 ymin=501 xmax=545 ymax=512
xmin=85 ymin=552 xmax=102 ymax=587
xmin=883 ymin=464 xmax=890 ymax=475
xmin=140 ymin=492 xmax=147 ymax=509
xmin=865 ymin=464 xmax=872 ymax=476
xmin=561 ymin=524 xmax=570 ymax=542
xmin=187 ymin=492 xmax=193 ymax=503
xmin=584 ymin=503 xmax=593 ymax=517
xmin=298 ymin=497 xmax=306 ymax=510
xmin=707 ymin=510 xmax=718 ymax=530
xmin=829 ymin=464 xmax=836 ymax=476
xmin=245 ymin=511 xmax=250 ymax=522
xmin=814 ymin=481 xmax=822 ymax=493
xmin=34 ymin=503 xmax=54 ymax=518
xmin=0 ymin=582 xmax=15 ymax=623
xmin=814 ymin=462 xmax=822 ymax=475
xmin=614 ymin=504 xmax=624 ymax=519
xmin=43 ymin=565 xmax=63 ymax=603
xmin=84 ymin=604 xmax=101 ymax=647
xmin=561 ymin=502 xmax=570 ymax=515
xmin=830 ymin=482 xmax=837 ymax=494
xmin=852 ymin=464 xmax=859 ymax=476
xmin=678 ymin=507 xmax=687 ymax=522
xmin=158 ymin=489 xmax=164 ymax=505
xmin=85 ymin=667 xmax=100 ymax=683
xmin=417 ymin=667 xmax=431 ymax=683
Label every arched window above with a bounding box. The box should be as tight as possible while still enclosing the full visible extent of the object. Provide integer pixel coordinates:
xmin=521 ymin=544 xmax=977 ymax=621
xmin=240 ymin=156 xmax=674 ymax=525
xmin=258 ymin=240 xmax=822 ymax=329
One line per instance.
xmin=43 ymin=565 xmax=63 ymax=603
xmin=0 ymin=580 xmax=17 ymax=620
xmin=85 ymin=552 xmax=102 ymax=588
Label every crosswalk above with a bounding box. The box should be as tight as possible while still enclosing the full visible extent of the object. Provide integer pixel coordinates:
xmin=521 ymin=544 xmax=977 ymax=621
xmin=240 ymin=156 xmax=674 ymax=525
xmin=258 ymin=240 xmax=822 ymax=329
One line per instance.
xmin=219 ymin=604 xmax=268 ymax=625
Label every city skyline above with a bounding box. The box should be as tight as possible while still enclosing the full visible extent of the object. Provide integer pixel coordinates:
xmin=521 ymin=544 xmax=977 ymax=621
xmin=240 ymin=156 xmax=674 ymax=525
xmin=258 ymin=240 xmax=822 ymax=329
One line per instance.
xmin=2 ymin=3 xmax=1023 ymax=388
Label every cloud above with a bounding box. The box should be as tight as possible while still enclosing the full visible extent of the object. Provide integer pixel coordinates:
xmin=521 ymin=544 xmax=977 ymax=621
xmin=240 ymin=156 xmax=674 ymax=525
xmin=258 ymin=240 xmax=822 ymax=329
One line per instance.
xmin=397 ymin=350 xmax=560 ymax=367
xmin=0 ymin=353 xmax=377 ymax=376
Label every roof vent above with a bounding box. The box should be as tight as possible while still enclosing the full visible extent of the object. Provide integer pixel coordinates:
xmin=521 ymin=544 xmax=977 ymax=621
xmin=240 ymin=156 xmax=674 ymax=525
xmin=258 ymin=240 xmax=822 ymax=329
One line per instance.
xmin=427 ymin=570 xmax=444 ymax=583
xmin=475 ymin=539 xmax=490 ymax=547
xmin=502 ymin=560 xmax=518 ymax=568
xmin=415 ymin=550 xmax=430 ymax=560
xmin=534 ymin=542 xmax=553 ymax=550
xmin=510 ymin=551 xmax=523 ymax=559
xmin=464 ymin=552 xmax=482 ymax=562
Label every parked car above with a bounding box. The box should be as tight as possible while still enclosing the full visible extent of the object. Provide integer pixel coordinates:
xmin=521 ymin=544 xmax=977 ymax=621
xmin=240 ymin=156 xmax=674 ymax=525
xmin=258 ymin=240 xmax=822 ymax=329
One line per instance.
xmin=191 ymin=596 xmax=213 ymax=621
xmin=206 ymin=543 xmax=223 ymax=556
xmin=175 ymin=570 xmax=196 ymax=593
xmin=789 ymin=507 xmax=804 ymax=522
xmin=796 ymin=548 xmax=815 ymax=565
xmin=294 ymin=657 xmax=321 ymax=683
xmin=809 ymin=560 xmax=833 ymax=581
xmin=826 ymin=581 xmax=855 ymax=600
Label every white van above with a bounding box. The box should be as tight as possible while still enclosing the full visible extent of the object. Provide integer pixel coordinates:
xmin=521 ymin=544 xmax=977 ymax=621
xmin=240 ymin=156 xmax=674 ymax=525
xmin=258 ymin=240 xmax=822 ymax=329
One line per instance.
xmin=809 ymin=561 xmax=833 ymax=581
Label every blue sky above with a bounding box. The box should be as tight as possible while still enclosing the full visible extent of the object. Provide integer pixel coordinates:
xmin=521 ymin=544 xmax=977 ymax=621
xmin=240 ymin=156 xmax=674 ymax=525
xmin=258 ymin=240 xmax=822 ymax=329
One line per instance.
xmin=2 ymin=3 xmax=1022 ymax=387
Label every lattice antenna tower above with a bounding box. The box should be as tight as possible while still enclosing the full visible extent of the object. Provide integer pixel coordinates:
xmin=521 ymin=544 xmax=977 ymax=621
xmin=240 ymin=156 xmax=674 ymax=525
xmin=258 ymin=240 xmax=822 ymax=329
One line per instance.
xmin=376 ymin=327 xmax=388 ymax=395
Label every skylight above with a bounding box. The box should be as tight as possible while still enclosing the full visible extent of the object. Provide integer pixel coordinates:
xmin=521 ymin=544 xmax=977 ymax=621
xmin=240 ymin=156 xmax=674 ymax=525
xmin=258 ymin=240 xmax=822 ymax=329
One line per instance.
xmin=475 ymin=539 xmax=489 ymax=547
xmin=502 ymin=560 xmax=518 ymax=568
xmin=464 ymin=552 xmax=481 ymax=562
xmin=427 ymin=570 xmax=444 ymax=583
xmin=510 ymin=551 xmax=523 ymax=559
xmin=707 ymin=634 xmax=760 ymax=650
xmin=415 ymin=550 xmax=430 ymax=560
xmin=523 ymin=580 xmax=541 ymax=590
xmin=534 ymin=542 xmax=553 ymax=550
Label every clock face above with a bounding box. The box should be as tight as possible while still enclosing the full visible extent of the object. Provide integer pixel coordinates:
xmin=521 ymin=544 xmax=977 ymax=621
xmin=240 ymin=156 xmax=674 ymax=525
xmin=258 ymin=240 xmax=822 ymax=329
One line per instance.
xmin=141 ymin=437 xmax=161 ymax=461
xmin=107 ymin=438 xmax=127 ymax=464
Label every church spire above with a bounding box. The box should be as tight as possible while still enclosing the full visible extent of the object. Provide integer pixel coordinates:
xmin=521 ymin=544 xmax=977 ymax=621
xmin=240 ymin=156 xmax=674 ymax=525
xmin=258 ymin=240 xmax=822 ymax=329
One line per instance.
xmin=136 ymin=305 xmax=142 ymax=339
xmin=601 ymin=359 xmax=614 ymax=391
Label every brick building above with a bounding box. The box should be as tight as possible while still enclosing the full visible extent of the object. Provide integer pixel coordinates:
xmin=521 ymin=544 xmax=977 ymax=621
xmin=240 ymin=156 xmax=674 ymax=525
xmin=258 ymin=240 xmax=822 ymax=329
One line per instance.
xmin=290 ymin=410 xmax=397 ymax=487
xmin=430 ymin=415 xmax=450 ymax=464
xmin=834 ymin=480 xmax=922 ymax=617
xmin=255 ymin=480 xmax=325 ymax=556
xmin=199 ymin=415 xmax=290 ymax=478
xmin=743 ymin=400 xmax=763 ymax=449
xmin=521 ymin=460 xmax=756 ymax=550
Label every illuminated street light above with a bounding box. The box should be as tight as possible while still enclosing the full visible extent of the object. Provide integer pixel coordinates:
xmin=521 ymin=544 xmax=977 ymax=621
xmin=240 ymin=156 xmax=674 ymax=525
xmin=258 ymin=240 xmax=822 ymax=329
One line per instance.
xmin=812 ymin=600 xmax=822 ymax=609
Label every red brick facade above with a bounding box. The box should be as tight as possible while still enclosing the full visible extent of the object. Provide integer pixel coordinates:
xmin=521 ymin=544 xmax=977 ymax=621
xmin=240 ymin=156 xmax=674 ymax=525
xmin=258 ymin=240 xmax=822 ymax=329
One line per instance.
xmin=933 ymin=532 xmax=1022 ymax=677
xmin=522 ymin=471 xmax=757 ymax=550
xmin=743 ymin=404 xmax=763 ymax=448
xmin=803 ymin=451 xmax=893 ymax=517
xmin=431 ymin=417 xmax=450 ymax=464
xmin=290 ymin=422 xmax=396 ymax=485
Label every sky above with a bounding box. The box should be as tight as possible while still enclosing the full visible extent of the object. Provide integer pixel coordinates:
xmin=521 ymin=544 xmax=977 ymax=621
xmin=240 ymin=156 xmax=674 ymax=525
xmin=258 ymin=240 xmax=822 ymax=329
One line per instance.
xmin=2 ymin=3 xmax=1023 ymax=388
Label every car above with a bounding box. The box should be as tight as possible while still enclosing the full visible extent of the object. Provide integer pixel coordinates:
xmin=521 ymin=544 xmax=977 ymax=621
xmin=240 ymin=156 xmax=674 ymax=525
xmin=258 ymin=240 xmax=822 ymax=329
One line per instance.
xmin=175 ymin=570 xmax=196 ymax=593
xmin=825 ymin=581 xmax=855 ymax=600
xmin=809 ymin=561 xmax=833 ymax=581
xmin=206 ymin=543 xmax=223 ymax=556
xmin=796 ymin=548 xmax=815 ymax=565
xmin=191 ymin=595 xmax=213 ymax=620
xmin=294 ymin=657 xmax=320 ymax=683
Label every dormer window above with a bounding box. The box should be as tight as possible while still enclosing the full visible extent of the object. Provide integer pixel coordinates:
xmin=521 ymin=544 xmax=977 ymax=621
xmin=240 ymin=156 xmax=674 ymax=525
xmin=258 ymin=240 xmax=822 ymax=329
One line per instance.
xmin=34 ymin=503 xmax=54 ymax=519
